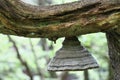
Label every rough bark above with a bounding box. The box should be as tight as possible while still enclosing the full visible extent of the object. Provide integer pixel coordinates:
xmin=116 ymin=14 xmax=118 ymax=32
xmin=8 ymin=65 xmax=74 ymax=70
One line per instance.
xmin=108 ymin=61 xmax=113 ymax=80
xmin=0 ymin=0 xmax=119 ymax=40
xmin=106 ymin=31 xmax=120 ymax=80
xmin=84 ymin=70 xmax=89 ymax=80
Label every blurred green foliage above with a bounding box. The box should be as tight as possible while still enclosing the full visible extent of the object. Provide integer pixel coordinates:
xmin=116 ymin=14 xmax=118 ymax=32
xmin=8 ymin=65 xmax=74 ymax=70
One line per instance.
xmin=0 ymin=32 xmax=109 ymax=80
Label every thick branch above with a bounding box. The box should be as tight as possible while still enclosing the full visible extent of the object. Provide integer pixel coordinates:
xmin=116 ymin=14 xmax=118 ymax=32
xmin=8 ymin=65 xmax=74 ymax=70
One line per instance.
xmin=2 ymin=0 xmax=120 ymax=19
xmin=1 ymin=0 xmax=101 ymax=19
xmin=0 ymin=0 xmax=120 ymax=39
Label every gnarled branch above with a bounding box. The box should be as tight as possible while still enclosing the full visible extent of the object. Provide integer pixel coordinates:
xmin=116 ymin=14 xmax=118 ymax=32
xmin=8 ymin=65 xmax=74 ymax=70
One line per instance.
xmin=0 ymin=0 xmax=120 ymax=40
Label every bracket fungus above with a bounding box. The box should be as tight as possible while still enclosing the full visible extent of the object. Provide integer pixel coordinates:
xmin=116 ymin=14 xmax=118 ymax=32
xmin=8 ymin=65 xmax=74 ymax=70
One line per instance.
xmin=48 ymin=36 xmax=99 ymax=71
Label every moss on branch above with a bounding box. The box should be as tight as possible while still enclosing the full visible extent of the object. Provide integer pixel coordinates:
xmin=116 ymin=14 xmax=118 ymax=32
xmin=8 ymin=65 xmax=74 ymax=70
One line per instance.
xmin=0 ymin=0 xmax=120 ymax=39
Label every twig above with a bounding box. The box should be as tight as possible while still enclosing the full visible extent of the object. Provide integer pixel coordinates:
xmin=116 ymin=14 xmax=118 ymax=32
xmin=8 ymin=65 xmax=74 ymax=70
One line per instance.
xmin=29 ymin=39 xmax=44 ymax=80
xmin=7 ymin=35 xmax=33 ymax=80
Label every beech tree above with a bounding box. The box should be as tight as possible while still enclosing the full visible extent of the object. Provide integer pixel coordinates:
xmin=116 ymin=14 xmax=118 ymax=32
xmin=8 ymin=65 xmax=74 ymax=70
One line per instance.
xmin=0 ymin=0 xmax=120 ymax=80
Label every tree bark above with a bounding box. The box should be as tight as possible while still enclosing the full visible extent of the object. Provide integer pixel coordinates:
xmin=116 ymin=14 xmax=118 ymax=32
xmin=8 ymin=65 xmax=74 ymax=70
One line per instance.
xmin=108 ymin=61 xmax=113 ymax=80
xmin=0 ymin=0 xmax=119 ymax=39
xmin=84 ymin=70 xmax=89 ymax=80
xmin=106 ymin=31 xmax=120 ymax=80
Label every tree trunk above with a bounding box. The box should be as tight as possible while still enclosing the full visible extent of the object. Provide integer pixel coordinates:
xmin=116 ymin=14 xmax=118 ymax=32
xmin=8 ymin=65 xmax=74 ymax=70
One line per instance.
xmin=106 ymin=31 xmax=120 ymax=80
xmin=84 ymin=70 xmax=89 ymax=80
xmin=60 ymin=71 xmax=69 ymax=80
xmin=108 ymin=60 xmax=113 ymax=80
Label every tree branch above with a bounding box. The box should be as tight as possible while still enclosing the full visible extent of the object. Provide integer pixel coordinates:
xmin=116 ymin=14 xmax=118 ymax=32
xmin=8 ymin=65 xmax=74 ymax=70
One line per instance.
xmin=1 ymin=0 xmax=101 ymax=19
xmin=29 ymin=39 xmax=45 ymax=80
xmin=7 ymin=35 xmax=33 ymax=80
xmin=0 ymin=0 xmax=119 ymax=40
